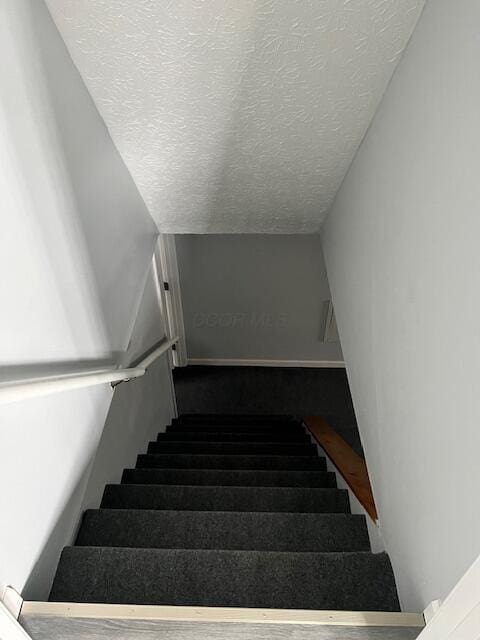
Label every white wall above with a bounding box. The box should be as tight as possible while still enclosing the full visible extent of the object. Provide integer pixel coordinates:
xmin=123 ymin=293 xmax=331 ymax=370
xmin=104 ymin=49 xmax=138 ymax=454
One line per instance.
xmin=322 ymin=0 xmax=480 ymax=611
xmin=176 ymin=234 xmax=343 ymax=363
xmin=2 ymin=264 xmax=176 ymax=601
xmin=0 ymin=0 xmax=157 ymax=370
xmin=0 ymin=0 xmax=173 ymax=601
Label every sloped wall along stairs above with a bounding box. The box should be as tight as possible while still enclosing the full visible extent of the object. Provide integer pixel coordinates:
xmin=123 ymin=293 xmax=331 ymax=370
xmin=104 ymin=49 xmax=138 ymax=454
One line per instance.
xmin=49 ymin=414 xmax=400 ymax=611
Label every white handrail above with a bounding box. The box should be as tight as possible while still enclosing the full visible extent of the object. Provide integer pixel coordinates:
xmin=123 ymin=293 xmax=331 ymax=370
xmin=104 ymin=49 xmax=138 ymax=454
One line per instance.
xmin=135 ymin=337 xmax=178 ymax=370
xmin=0 ymin=336 xmax=179 ymax=405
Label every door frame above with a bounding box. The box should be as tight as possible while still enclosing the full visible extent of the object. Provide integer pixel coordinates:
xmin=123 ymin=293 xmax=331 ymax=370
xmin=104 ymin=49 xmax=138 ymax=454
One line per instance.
xmin=418 ymin=553 xmax=480 ymax=639
xmin=156 ymin=235 xmax=188 ymax=367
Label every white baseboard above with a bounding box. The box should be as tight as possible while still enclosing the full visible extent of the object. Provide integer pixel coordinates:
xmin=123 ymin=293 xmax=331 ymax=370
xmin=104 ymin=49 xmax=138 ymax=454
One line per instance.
xmin=187 ymin=358 xmax=345 ymax=368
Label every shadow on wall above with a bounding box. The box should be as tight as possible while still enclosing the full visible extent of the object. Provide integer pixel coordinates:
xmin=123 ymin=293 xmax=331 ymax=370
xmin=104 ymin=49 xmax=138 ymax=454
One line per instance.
xmin=20 ymin=355 xmax=176 ymax=601
xmin=0 ymin=384 xmax=112 ymax=601
xmin=21 ymin=453 xmax=97 ymax=600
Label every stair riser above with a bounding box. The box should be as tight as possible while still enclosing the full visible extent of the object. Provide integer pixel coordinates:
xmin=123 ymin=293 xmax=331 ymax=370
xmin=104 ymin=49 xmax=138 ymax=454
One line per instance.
xmin=50 ymin=548 xmax=400 ymax=611
xmin=136 ymin=454 xmax=327 ymax=471
xmin=169 ymin=424 xmax=302 ymax=432
xmin=121 ymin=468 xmax=337 ymax=488
xmin=147 ymin=441 xmax=317 ymax=456
xmin=77 ymin=510 xmax=369 ymax=552
xmin=49 ymin=413 xmax=400 ymax=613
xmin=101 ymin=485 xmax=349 ymax=513
xmin=173 ymin=415 xmax=298 ymax=425
xmin=158 ymin=432 xmax=311 ymax=442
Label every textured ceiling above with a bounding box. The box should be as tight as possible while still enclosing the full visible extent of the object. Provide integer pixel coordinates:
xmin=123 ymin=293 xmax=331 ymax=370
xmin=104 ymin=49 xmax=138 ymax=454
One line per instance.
xmin=45 ymin=0 xmax=424 ymax=233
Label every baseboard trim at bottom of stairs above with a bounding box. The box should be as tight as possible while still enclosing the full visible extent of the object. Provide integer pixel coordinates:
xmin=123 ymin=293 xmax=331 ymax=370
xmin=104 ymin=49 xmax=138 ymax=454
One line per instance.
xmin=187 ymin=358 xmax=346 ymax=368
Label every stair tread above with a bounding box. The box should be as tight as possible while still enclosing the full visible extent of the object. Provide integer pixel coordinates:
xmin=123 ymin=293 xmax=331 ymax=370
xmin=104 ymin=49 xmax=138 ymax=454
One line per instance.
xmin=174 ymin=414 xmax=298 ymax=424
xmin=136 ymin=453 xmax=327 ymax=470
xmin=77 ymin=509 xmax=369 ymax=552
xmin=147 ymin=441 xmax=317 ymax=456
xmin=49 ymin=410 xmax=399 ymax=612
xmin=158 ymin=431 xmax=311 ymax=442
xmin=122 ymin=468 xmax=337 ymax=487
xmin=169 ymin=424 xmax=303 ymax=432
xmin=100 ymin=483 xmax=350 ymax=513
xmin=49 ymin=547 xmax=400 ymax=611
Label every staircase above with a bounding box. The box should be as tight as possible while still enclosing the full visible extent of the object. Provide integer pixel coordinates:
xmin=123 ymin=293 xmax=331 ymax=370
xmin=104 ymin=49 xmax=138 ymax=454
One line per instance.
xmin=49 ymin=414 xmax=400 ymax=611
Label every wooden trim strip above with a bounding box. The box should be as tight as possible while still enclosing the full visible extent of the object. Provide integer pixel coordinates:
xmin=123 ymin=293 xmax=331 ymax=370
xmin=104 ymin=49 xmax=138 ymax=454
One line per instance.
xmin=303 ymin=416 xmax=378 ymax=522
xmin=20 ymin=602 xmax=424 ymax=628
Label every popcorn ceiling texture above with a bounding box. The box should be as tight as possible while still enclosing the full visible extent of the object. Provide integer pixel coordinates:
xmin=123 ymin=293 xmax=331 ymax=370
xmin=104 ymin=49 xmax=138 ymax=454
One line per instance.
xmin=45 ymin=0 xmax=424 ymax=233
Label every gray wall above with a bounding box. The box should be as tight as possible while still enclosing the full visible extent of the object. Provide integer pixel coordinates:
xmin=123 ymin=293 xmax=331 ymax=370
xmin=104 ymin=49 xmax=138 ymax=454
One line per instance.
xmin=80 ymin=264 xmax=174 ymax=515
xmin=176 ymin=234 xmax=343 ymax=363
xmin=322 ymin=0 xmax=480 ymax=611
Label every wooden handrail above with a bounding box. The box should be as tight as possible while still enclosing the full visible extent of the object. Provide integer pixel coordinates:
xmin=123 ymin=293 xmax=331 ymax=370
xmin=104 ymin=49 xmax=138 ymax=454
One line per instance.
xmin=303 ymin=416 xmax=378 ymax=521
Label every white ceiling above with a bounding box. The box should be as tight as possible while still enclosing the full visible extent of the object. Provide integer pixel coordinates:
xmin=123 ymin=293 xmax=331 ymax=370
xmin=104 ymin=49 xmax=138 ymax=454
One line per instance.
xmin=46 ymin=0 xmax=424 ymax=233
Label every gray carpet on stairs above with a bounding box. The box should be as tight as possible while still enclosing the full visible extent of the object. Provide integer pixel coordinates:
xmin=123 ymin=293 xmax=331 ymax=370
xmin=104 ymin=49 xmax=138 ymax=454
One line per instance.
xmin=77 ymin=510 xmax=370 ymax=552
xmin=100 ymin=484 xmax=350 ymax=513
xmin=136 ymin=452 xmax=327 ymax=470
xmin=121 ymin=467 xmax=337 ymax=487
xmin=147 ymin=440 xmax=317 ymax=456
xmin=50 ymin=547 xmax=399 ymax=610
xmin=157 ymin=430 xmax=311 ymax=441
xmin=49 ymin=414 xmax=400 ymax=611
xmin=173 ymin=367 xmax=363 ymax=456
xmin=173 ymin=414 xmax=298 ymax=424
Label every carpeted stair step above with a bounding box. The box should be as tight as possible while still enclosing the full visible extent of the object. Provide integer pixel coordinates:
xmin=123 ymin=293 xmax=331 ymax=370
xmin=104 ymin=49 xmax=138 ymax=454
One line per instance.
xmin=168 ymin=422 xmax=303 ymax=433
xmin=49 ymin=547 xmax=400 ymax=611
xmin=100 ymin=484 xmax=349 ymax=513
xmin=157 ymin=431 xmax=311 ymax=442
xmin=136 ymin=453 xmax=327 ymax=471
xmin=147 ymin=440 xmax=317 ymax=456
xmin=77 ymin=510 xmax=369 ymax=552
xmin=49 ymin=406 xmax=402 ymax=612
xmin=122 ymin=467 xmax=337 ymax=487
xmin=173 ymin=414 xmax=298 ymax=425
